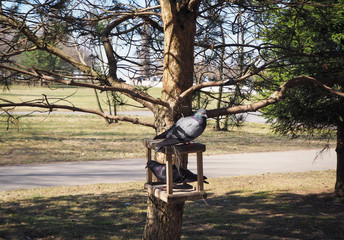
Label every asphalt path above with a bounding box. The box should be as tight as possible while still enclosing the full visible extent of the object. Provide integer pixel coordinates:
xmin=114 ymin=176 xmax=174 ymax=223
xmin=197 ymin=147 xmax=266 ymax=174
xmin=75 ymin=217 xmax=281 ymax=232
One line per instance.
xmin=0 ymin=149 xmax=336 ymax=191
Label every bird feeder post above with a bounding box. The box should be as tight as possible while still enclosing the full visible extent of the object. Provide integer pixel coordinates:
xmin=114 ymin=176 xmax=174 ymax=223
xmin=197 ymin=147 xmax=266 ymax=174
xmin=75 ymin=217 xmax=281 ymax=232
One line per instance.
xmin=196 ymin=152 xmax=204 ymax=192
xmin=144 ymin=139 xmax=207 ymax=203
xmin=165 ymin=151 xmax=173 ymax=195
xmin=146 ymin=147 xmax=152 ymax=184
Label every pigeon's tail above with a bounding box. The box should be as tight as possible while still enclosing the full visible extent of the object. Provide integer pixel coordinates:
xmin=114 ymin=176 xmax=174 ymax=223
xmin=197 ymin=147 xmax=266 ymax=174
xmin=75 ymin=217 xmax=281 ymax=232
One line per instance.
xmin=181 ymin=168 xmax=209 ymax=184
xmin=154 ymin=138 xmax=182 ymax=152
xmin=153 ymin=124 xmax=175 ymax=140
xmin=153 ymin=132 xmax=167 ymax=140
xmin=203 ymin=175 xmax=209 ymax=184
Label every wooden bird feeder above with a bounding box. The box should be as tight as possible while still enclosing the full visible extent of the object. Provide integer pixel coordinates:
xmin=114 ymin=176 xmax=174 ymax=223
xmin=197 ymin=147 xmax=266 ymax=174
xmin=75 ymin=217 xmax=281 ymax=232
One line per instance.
xmin=144 ymin=139 xmax=207 ymax=203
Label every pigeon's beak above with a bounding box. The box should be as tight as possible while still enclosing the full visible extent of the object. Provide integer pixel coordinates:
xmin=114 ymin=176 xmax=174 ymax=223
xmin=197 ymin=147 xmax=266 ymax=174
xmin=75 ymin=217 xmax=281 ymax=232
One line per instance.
xmin=204 ymin=113 xmax=208 ymax=118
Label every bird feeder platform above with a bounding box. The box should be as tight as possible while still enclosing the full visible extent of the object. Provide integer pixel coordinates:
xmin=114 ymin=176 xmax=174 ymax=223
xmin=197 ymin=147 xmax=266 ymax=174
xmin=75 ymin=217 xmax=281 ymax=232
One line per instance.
xmin=144 ymin=139 xmax=207 ymax=203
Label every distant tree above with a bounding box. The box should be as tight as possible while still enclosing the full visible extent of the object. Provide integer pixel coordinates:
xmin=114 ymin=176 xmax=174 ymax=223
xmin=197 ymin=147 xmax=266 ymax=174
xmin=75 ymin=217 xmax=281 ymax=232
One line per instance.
xmin=20 ymin=49 xmax=74 ymax=73
xmin=260 ymin=0 xmax=344 ymax=196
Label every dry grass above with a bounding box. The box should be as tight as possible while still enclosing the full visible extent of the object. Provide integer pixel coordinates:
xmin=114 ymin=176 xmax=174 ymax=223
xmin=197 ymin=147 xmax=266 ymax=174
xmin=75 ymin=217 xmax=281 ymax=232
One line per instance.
xmin=0 ymin=113 xmax=333 ymax=166
xmin=1 ymin=85 xmax=342 ymax=239
xmin=1 ymin=84 xmax=335 ymax=165
xmin=0 ymin=114 xmax=156 ymax=165
xmin=1 ymin=84 xmax=161 ymax=112
xmin=0 ymin=170 xmax=343 ymax=239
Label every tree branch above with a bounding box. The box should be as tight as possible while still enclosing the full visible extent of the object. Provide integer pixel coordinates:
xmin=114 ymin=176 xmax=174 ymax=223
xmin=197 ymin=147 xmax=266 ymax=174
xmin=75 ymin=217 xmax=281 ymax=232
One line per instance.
xmin=0 ymin=99 xmax=156 ymax=129
xmin=0 ymin=14 xmax=101 ymax=80
xmin=0 ymin=64 xmax=169 ymax=111
xmin=177 ymin=69 xmax=252 ymax=104
xmin=207 ymin=75 xmax=344 ymax=118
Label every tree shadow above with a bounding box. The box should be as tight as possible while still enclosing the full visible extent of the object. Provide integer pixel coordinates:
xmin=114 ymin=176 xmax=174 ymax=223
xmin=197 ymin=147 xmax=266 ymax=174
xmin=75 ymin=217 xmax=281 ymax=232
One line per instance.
xmin=183 ymin=190 xmax=344 ymax=239
xmin=0 ymin=189 xmax=147 ymax=240
xmin=1 ymin=189 xmax=343 ymax=239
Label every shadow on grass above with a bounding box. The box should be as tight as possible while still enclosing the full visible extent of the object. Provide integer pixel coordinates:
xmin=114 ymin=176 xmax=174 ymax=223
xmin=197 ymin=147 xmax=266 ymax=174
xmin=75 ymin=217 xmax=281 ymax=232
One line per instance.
xmin=1 ymin=189 xmax=343 ymax=240
xmin=183 ymin=191 xmax=344 ymax=240
xmin=0 ymin=190 xmax=147 ymax=240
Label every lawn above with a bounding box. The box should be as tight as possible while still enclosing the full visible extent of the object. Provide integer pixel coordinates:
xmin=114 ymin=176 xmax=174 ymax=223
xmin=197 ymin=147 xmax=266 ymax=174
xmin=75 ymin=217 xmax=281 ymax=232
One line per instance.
xmin=0 ymin=170 xmax=343 ymax=239
xmin=1 ymin=84 xmax=335 ymax=166
xmin=0 ymin=85 xmax=342 ymax=239
xmin=0 ymin=113 xmax=333 ymax=165
xmin=0 ymin=84 xmax=161 ymax=112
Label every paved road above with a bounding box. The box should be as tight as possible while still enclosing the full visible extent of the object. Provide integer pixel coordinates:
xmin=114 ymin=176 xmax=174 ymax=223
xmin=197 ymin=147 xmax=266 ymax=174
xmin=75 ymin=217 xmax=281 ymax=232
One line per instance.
xmin=0 ymin=149 xmax=336 ymax=191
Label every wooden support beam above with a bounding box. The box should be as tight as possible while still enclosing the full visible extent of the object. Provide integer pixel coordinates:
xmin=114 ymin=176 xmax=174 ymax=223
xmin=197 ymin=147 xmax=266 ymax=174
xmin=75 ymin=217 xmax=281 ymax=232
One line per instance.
xmin=196 ymin=152 xmax=204 ymax=191
xmin=166 ymin=152 xmax=173 ymax=195
xmin=146 ymin=147 xmax=152 ymax=184
xmin=144 ymin=183 xmax=207 ymax=203
xmin=143 ymin=139 xmax=207 ymax=203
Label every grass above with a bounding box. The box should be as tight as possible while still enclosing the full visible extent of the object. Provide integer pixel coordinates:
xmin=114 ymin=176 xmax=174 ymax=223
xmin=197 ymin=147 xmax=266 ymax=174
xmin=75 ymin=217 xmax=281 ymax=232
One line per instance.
xmin=1 ymin=84 xmax=335 ymax=165
xmin=0 ymin=86 xmax=341 ymax=239
xmin=0 ymin=113 xmax=333 ymax=166
xmin=0 ymin=170 xmax=343 ymax=239
xmin=0 ymin=114 xmax=156 ymax=165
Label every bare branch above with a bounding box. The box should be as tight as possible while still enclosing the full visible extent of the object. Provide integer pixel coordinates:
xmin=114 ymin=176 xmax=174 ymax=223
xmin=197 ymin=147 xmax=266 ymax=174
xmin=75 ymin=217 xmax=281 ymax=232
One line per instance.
xmin=207 ymin=76 xmax=344 ymax=118
xmin=0 ymin=14 xmax=100 ymax=79
xmin=0 ymin=99 xmax=155 ymax=128
xmin=0 ymin=64 xmax=169 ymax=110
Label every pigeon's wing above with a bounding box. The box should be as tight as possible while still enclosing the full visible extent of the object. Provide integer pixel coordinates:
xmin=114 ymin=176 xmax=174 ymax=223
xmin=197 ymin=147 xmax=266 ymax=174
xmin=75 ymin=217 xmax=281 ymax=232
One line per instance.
xmin=153 ymin=123 xmax=176 ymax=139
xmin=172 ymin=165 xmax=184 ymax=183
xmin=153 ymin=114 xmax=206 ymax=152
xmin=183 ymin=168 xmax=198 ymax=182
xmin=168 ymin=117 xmax=201 ymax=141
xmin=157 ymin=165 xmax=167 ymax=182
xmin=180 ymin=167 xmax=209 ymax=184
xmin=154 ymin=138 xmax=182 ymax=152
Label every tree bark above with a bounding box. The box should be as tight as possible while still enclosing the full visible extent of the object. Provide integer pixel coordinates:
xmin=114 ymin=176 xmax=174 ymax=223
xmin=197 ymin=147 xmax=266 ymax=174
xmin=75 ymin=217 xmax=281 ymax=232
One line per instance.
xmin=159 ymin=0 xmax=200 ymax=123
xmin=335 ymin=121 xmax=344 ymax=197
xmin=143 ymin=197 xmax=185 ymax=240
xmin=143 ymin=1 xmax=200 ymax=239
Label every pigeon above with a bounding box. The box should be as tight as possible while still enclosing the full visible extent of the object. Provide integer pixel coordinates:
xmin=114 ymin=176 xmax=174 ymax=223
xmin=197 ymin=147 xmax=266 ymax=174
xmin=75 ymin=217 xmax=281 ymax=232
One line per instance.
xmin=153 ymin=109 xmax=207 ymax=152
xmin=146 ymin=160 xmax=209 ymax=184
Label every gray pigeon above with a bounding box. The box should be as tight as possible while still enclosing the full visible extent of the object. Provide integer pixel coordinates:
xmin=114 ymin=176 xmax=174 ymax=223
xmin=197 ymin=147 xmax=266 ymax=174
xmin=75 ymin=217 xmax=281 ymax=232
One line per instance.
xmin=153 ymin=109 xmax=207 ymax=152
xmin=146 ymin=160 xmax=209 ymax=184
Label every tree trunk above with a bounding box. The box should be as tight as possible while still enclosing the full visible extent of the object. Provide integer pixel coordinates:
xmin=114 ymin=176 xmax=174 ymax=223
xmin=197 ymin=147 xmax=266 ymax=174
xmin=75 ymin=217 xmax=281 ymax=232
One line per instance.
xmin=159 ymin=0 xmax=199 ymax=122
xmin=143 ymin=197 xmax=185 ymax=240
xmin=335 ymin=121 xmax=344 ymax=197
xmin=143 ymin=1 xmax=200 ymax=239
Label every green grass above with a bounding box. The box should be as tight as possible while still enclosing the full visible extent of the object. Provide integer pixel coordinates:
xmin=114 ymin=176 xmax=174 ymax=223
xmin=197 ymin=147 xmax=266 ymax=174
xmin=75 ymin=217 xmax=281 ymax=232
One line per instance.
xmin=0 ymin=170 xmax=343 ymax=239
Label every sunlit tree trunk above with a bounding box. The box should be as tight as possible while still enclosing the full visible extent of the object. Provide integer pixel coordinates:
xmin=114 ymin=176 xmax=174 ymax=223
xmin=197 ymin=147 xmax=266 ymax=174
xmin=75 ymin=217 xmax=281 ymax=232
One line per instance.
xmin=143 ymin=1 xmax=200 ymax=239
xmin=159 ymin=0 xmax=199 ymax=123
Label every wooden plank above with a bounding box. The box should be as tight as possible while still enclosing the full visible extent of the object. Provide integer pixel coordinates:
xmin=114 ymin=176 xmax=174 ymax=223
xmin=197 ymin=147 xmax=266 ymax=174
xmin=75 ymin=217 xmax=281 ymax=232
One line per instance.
xmin=196 ymin=152 xmax=204 ymax=191
xmin=144 ymin=139 xmax=205 ymax=154
xmin=166 ymin=153 xmax=173 ymax=195
xmin=144 ymin=139 xmax=207 ymax=202
xmin=144 ymin=183 xmax=207 ymax=203
xmin=146 ymin=147 xmax=152 ymax=184
xmin=165 ymin=143 xmax=206 ymax=155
